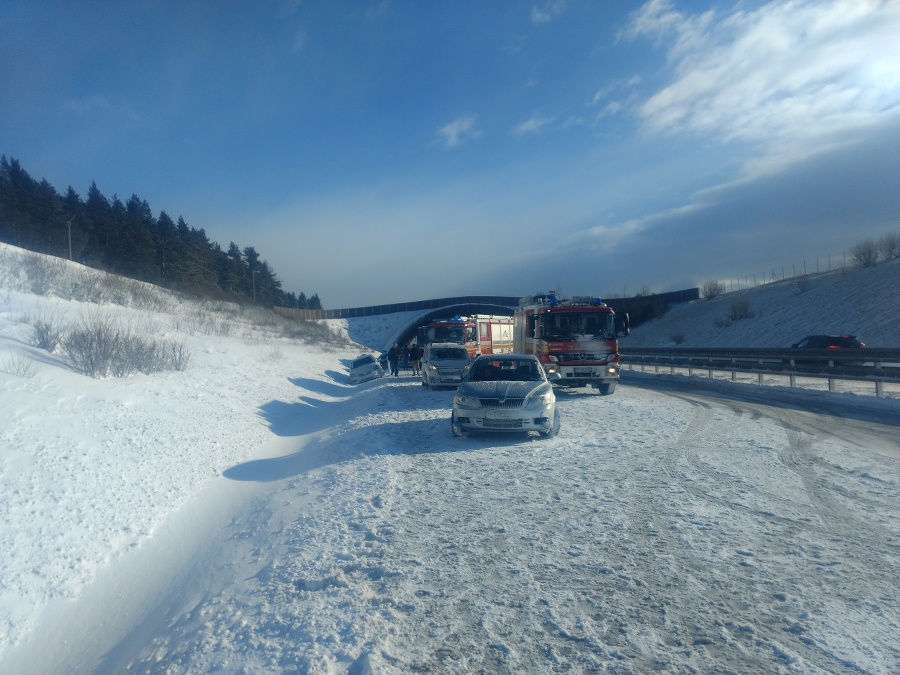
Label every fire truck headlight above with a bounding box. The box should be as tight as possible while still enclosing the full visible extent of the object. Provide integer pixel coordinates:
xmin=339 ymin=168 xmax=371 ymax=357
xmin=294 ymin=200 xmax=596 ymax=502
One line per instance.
xmin=606 ymin=365 xmax=618 ymax=375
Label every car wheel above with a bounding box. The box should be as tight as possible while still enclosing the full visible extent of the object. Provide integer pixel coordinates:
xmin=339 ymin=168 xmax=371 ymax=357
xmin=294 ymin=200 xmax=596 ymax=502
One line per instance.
xmin=539 ymin=409 xmax=560 ymax=438
xmin=451 ymin=412 xmax=467 ymax=438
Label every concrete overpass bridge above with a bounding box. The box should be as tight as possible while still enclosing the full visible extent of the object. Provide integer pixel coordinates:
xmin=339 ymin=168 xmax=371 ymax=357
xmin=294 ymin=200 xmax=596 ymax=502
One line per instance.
xmin=273 ymin=290 xmax=699 ymax=351
xmin=275 ymin=296 xmax=520 ymax=351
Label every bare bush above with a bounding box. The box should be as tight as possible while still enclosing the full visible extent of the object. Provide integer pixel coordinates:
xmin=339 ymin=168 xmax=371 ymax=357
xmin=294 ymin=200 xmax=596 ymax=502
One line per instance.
xmin=728 ymin=298 xmax=754 ymax=321
xmin=285 ymin=320 xmax=351 ymax=346
xmin=214 ymin=319 xmax=238 ymax=337
xmin=669 ymin=332 xmax=685 ymax=345
xmin=794 ymin=277 xmax=810 ymax=294
xmin=849 ymin=239 xmax=879 ymax=268
xmin=62 ymin=313 xmax=192 ymax=378
xmin=31 ymin=310 xmax=66 ymax=351
xmin=120 ymin=278 xmax=174 ymax=312
xmin=63 ymin=314 xmax=121 ymax=377
xmin=169 ymin=340 xmax=191 ymax=371
xmin=68 ymin=271 xmax=106 ymax=304
xmin=701 ymin=280 xmax=724 ymax=299
xmin=879 ymin=233 xmax=900 ymax=260
xmin=1 ymin=352 xmax=36 ymax=378
xmin=23 ymin=253 xmax=67 ymax=295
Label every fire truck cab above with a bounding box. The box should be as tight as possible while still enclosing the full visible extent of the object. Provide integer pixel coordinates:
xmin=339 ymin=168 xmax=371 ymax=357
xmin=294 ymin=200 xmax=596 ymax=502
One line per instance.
xmin=418 ymin=314 xmax=513 ymax=359
xmin=513 ymin=293 xmax=627 ymax=395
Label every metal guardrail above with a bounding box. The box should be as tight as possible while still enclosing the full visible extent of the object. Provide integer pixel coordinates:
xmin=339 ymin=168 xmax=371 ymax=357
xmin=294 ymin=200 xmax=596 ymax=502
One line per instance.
xmin=620 ymin=347 xmax=900 ymax=397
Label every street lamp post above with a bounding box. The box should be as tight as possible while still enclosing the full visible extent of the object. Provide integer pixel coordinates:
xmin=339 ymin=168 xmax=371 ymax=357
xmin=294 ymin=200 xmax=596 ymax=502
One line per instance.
xmin=67 ymin=216 xmax=75 ymax=261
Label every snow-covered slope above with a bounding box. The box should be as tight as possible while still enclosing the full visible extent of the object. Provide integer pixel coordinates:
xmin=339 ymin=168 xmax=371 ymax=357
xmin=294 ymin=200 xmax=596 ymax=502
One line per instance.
xmin=626 ymin=257 xmax=900 ymax=348
xmin=1 ymin=243 xmax=898 ymax=673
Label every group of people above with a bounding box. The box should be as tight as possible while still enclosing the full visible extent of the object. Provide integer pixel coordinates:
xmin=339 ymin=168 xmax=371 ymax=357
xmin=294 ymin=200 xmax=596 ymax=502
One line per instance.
xmin=386 ymin=342 xmax=423 ymax=377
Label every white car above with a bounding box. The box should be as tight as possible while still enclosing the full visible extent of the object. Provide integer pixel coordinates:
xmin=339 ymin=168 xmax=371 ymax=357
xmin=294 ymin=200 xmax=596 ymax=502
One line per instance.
xmin=421 ymin=342 xmax=471 ymax=389
xmin=451 ymin=353 xmax=560 ymax=438
xmin=348 ymin=354 xmax=384 ymax=385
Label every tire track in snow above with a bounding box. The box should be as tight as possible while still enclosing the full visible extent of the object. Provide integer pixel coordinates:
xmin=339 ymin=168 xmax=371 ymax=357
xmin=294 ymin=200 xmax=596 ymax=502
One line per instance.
xmin=634 ymin=389 xmax=900 ymax=673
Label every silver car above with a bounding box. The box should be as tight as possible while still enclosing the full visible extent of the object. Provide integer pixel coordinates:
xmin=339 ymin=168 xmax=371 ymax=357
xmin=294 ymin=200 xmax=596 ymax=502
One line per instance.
xmin=348 ymin=354 xmax=384 ymax=385
xmin=422 ymin=342 xmax=471 ymax=389
xmin=451 ymin=354 xmax=560 ymax=438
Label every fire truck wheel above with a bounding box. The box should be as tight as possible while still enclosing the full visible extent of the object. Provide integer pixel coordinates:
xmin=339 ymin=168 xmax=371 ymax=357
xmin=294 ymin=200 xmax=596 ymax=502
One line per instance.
xmin=597 ymin=382 xmax=617 ymax=395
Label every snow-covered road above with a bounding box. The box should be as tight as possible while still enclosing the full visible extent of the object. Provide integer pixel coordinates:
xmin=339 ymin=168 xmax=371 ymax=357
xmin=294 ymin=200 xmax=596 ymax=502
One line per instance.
xmin=13 ymin=376 xmax=898 ymax=674
xmin=2 ymin=243 xmax=899 ymax=673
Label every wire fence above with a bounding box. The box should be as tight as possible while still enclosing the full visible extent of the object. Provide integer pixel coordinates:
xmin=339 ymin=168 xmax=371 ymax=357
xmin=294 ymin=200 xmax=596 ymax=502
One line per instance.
xmin=717 ymin=252 xmax=854 ymax=294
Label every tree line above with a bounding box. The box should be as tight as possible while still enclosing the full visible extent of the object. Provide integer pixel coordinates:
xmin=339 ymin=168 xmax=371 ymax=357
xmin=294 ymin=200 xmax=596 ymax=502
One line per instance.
xmin=0 ymin=156 xmax=322 ymax=309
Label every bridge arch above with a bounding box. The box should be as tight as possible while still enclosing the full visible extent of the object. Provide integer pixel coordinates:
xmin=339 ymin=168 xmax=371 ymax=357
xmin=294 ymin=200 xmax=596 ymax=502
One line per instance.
xmin=384 ymin=303 xmax=515 ymax=351
xmin=273 ymin=288 xmax=700 ymax=351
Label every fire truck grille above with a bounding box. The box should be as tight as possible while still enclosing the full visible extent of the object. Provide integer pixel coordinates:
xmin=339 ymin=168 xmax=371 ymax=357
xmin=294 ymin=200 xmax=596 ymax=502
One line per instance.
xmin=479 ymin=397 xmax=525 ymax=409
xmin=559 ymin=353 xmax=600 ymax=362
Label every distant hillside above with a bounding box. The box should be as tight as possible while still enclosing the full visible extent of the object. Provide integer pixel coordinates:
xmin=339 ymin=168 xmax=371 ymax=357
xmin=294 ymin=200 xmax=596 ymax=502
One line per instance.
xmin=627 ymin=258 xmax=900 ymax=349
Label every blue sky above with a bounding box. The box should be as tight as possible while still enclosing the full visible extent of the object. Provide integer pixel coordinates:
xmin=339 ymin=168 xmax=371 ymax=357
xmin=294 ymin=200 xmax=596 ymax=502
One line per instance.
xmin=3 ymin=0 xmax=899 ymax=308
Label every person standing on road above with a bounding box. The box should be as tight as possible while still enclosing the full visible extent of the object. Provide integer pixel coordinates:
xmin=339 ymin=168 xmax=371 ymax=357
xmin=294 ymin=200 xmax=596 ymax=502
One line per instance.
xmin=409 ymin=343 xmax=422 ymax=376
xmin=387 ymin=343 xmax=401 ymax=377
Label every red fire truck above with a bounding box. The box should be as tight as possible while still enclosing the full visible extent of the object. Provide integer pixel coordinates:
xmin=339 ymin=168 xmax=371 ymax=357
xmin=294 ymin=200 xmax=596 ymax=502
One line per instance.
xmin=513 ymin=293 xmax=628 ymax=394
xmin=417 ymin=315 xmax=514 ymax=358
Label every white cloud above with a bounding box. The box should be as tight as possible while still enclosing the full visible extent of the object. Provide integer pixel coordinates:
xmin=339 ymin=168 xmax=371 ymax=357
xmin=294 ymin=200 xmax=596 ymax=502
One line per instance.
xmin=627 ymin=0 xmax=900 ymax=174
xmin=436 ymin=115 xmax=481 ymax=148
xmin=63 ymin=95 xmax=109 ymax=113
xmin=513 ymin=113 xmax=554 ymax=137
xmin=291 ymin=27 xmax=308 ymax=53
xmin=531 ymin=1 xmax=566 ymax=25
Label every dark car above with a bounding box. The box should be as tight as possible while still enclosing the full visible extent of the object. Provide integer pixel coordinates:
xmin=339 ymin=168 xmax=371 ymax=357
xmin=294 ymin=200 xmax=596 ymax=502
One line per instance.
xmin=791 ymin=335 xmax=865 ymax=349
xmin=789 ymin=335 xmax=866 ymax=369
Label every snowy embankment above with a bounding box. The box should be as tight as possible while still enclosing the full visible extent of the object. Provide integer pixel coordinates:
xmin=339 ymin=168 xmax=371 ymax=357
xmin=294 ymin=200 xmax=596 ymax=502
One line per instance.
xmin=1 ymin=242 xmax=899 ymax=673
xmin=626 ymin=257 xmax=900 ymax=348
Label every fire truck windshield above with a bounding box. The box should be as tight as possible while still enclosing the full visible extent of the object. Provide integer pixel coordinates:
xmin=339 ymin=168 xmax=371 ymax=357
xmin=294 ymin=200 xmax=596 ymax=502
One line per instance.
xmin=543 ymin=312 xmax=614 ymax=340
xmin=427 ymin=325 xmax=467 ymax=343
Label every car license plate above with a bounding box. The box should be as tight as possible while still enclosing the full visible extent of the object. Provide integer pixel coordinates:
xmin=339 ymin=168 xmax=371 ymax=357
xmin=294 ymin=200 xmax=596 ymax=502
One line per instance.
xmin=487 ymin=409 xmax=512 ymax=419
xmin=574 ymin=368 xmax=592 ymax=376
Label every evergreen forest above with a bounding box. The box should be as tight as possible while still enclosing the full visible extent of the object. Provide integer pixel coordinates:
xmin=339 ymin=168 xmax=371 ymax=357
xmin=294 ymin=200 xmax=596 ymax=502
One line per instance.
xmin=0 ymin=156 xmax=321 ymax=309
